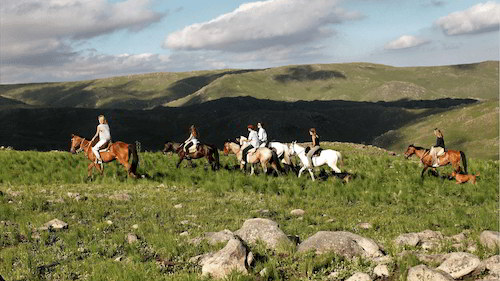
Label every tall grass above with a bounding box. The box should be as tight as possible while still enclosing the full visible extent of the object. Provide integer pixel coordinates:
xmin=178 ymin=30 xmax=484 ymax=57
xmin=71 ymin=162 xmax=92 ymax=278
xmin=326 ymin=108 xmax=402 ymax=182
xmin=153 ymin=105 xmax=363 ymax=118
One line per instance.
xmin=0 ymin=143 xmax=498 ymax=280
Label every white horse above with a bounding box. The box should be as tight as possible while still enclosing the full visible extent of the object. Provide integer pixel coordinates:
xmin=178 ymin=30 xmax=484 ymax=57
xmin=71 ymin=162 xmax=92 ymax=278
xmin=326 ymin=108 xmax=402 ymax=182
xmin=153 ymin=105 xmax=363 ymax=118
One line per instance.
xmin=268 ymin=141 xmax=296 ymax=171
xmin=288 ymin=141 xmax=343 ymax=181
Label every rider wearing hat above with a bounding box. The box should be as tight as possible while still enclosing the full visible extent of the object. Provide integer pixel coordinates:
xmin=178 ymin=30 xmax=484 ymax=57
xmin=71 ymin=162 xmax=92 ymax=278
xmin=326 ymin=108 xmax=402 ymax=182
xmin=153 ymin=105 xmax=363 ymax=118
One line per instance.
xmin=242 ymin=124 xmax=260 ymax=165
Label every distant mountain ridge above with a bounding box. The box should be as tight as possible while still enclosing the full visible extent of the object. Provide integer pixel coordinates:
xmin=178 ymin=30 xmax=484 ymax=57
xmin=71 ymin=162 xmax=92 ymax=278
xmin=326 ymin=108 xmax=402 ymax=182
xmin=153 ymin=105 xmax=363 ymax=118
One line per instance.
xmin=0 ymin=61 xmax=497 ymax=109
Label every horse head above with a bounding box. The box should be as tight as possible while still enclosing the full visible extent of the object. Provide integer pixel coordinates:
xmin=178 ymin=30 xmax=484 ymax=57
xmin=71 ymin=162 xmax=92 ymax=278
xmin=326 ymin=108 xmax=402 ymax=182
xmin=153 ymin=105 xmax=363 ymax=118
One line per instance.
xmin=404 ymin=144 xmax=416 ymax=159
xmin=163 ymin=142 xmax=174 ymax=154
xmin=70 ymin=134 xmax=87 ymax=154
xmin=223 ymin=141 xmax=230 ymax=156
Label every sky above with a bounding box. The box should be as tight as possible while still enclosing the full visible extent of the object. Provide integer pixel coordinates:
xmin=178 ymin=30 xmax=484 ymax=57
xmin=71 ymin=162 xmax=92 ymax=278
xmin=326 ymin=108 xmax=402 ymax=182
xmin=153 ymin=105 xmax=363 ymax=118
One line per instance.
xmin=0 ymin=0 xmax=499 ymax=84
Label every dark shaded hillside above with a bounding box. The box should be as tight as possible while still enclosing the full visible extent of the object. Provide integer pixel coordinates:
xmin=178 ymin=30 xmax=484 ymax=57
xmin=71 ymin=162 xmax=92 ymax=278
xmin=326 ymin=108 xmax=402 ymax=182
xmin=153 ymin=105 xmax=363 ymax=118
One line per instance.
xmin=0 ymin=97 xmax=477 ymax=152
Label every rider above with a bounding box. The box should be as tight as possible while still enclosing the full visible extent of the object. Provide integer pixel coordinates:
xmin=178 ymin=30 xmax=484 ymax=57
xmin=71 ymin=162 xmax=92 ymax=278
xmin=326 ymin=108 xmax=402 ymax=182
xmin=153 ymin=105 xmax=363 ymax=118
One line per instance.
xmin=257 ymin=122 xmax=268 ymax=147
xmin=429 ymin=128 xmax=445 ymax=167
xmin=91 ymin=115 xmax=111 ymax=165
xmin=183 ymin=125 xmax=199 ymax=159
xmin=242 ymin=124 xmax=260 ymax=165
xmin=306 ymin=128 xmax=320 ymax=168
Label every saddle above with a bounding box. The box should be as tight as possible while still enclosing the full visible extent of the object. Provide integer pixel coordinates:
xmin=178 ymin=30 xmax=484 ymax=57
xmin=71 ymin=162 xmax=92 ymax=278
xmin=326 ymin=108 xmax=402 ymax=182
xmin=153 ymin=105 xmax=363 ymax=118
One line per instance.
xmin=245 ymin=147 xmax=258 ymax=162
xmin=188 ymin=144 xmax=199 ymax=154
xmin=304 ymin=146 xmax=323 ymax=156
xmin=98 ymin=140 xmax=112 ymax=153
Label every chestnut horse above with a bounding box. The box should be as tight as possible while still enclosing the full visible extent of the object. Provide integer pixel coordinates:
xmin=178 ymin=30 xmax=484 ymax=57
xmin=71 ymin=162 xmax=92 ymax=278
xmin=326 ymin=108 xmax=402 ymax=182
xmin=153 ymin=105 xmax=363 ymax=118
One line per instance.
xmin=163 ymin=141 xmax=220 ymax=170
xmin=404 ymin=144 xmax=467 ymax=178
xmin=70 ymin=134 xmax=139 ymax=178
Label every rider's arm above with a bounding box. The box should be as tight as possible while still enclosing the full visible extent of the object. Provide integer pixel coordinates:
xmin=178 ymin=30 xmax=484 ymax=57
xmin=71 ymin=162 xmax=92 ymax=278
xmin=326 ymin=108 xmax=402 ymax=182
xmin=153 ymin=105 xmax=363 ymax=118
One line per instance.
xmin=311 ymin=135 xmax=316 ymax=147
xmin=91 ymin=125 xmax=100 ymax=142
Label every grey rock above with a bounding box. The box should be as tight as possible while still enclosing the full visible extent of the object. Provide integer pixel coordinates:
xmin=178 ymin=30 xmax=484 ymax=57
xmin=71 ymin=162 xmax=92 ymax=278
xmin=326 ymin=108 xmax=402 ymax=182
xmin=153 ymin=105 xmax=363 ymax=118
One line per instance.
xmin=298 ymin=231 xmax=384 ymax=259
xmin=235 ymin=218 xmax=290 ymax=250
xmin=437 ymin=252 xmax=481 ymax=279
xmin=394 ymin=233 xmax=420 ymax=247
xmin=201 ymin=238 xmax=248 ymax=279
xmin=39 ymin=219 xmax=68 ymax=231
xmin=480 ymin=231 xmax=500 ymax=250
xmin=290 ymin=209 xmax=305 ymax=216
xmin=190 ymin=229 xmax=235 ymax=245
xmin=373 ymin=264 xmax=390 ymax=278
xmin=358 ymin=223 xmax=373 ymax=229
xmin=346 ymin=272 xmax=372 ymax=281
xmin=407 ymin=265 xmax=454 ymax=281
xmin=127 ymin=233 xmax=138 ymax=244
xmin=109 ymin=193 xmax=130 ymax=201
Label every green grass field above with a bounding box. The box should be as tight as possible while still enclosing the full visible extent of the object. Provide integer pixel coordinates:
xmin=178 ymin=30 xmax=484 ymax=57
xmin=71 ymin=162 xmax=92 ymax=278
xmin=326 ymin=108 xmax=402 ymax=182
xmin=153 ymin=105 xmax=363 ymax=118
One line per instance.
xmin=1 ymin=143 xmax=498 ymax=280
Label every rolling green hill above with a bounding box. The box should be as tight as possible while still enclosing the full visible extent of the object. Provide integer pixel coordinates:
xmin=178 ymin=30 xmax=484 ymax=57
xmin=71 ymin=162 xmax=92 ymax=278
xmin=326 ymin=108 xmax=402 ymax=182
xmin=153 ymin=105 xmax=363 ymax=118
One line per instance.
xmin=0 ymin=61 xmax=498 ymax=160
xmin=0 ymin=61 xmax=498 ymax=109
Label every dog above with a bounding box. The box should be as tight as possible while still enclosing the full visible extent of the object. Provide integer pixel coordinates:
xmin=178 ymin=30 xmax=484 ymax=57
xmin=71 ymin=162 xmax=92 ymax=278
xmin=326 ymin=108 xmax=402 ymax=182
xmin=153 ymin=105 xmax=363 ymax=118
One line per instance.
xmin=451 ymin=171 xmax=479 ymax=184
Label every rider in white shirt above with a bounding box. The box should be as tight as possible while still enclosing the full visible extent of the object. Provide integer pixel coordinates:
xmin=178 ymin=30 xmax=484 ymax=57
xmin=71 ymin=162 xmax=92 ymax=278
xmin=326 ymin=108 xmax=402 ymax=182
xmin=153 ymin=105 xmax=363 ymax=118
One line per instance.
xmin=242 ymin=124 xmax=260 ymax=164
xmin=257 ymin=122 xmax=268 ymax=147
xmin=91 ymin=115 xmax=111 ymax=165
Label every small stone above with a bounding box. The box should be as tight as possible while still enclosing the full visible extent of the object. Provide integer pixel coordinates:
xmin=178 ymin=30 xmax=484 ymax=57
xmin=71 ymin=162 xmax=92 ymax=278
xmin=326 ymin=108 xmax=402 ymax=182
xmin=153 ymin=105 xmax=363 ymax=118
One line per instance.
xmin=328 ymin=271 xmax=340 ymax=280
xmin=132 ymin=224 xmax=139 ymax=229
xmin=180 ymin=231 xmax=189 ymax=236
xmin=39 ymin=219 xmax=68 ymax=231
xmin=374 ymin=264 xmax=390 ymax=277
xmin=114 ymin=256 xmax=123 ymax=262
xmin=106 ymin=220 xmax=113 ymax=225
xmin=346 ymin=272 xmax=371 ymax=281
xmin=174 ymin=204 xmax=183 ymax=209
xmin=127 ymin=233 xmax=138 ymax=244
xmin=259 ymin=268 xmax=268 ymax=276
xmin=180 ymin=220 xmax=189 ymax=225
xmin=358 ymin=223 xmax=373 ymax=229
xmin=290 ymin=209 xmax=305 ymax=216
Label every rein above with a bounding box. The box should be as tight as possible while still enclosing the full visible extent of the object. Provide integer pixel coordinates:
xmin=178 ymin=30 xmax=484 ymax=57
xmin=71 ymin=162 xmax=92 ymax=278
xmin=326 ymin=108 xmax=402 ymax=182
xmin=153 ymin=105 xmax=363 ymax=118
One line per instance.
xmin=76 ymin=138 xmax=91 ymax=153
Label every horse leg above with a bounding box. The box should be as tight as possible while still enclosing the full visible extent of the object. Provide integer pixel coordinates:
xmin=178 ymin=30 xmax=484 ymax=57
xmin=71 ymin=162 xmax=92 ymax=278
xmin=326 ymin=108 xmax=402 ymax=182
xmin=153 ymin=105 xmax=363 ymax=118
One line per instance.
xmin=421 ymin=166 xmax=429 ymax=178
xmin=87 ymin=163 xmax=94 ymax=179
xmin=308 ymin=168 xmax=315 ymax=181
xmin=176 ymin=155 xmax=184 ymax=168
xmin=329 ymin=162 xmax=341 ymax=174
xmin=298 ymin=166 xmax=306 ymax=178
xmin=117 ymin=156 xmax=136 ymax=178
xmin=250 ymin=164 xmax=255 ymax=176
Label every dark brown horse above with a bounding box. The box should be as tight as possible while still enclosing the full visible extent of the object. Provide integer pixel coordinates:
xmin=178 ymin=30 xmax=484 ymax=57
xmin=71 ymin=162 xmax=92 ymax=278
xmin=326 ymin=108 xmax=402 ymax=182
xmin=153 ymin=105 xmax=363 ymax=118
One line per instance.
xmin=163 ymin=141 xmax=220 ymax=170
xmin=404 ymin=144 xmax=467 ymax=178
xmin=70 ymin=134 xmax=139 ymax=178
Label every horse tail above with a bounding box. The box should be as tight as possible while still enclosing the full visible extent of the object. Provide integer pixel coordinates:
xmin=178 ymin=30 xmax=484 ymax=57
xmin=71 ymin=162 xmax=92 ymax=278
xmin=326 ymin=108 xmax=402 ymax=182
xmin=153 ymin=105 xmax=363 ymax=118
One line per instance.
xmin=271 ymin=149 xmax=283 ymax=173
xmin=209 ymin=144 xmax=220 ymax=170
xmin=128 ymin=142 xmax=139 ymax=175
xmin=460 ymin=151 xmax=467 ymax=174
xmin=336 ymin=151 xmax=344 ymax=167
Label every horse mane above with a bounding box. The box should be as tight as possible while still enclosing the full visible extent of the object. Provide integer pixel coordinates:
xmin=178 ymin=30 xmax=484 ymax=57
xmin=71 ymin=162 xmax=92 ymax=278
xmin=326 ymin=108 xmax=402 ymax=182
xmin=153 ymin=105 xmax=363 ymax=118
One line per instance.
xmin=410 ymin=144 xmax=427 ymax=151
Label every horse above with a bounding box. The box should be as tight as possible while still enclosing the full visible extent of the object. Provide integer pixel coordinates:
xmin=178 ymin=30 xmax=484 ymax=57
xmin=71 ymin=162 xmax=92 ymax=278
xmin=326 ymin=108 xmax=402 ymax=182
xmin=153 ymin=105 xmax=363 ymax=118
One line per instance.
xmin=288 ymin=141 xmax=343 ymax=181
xmin=223 ymin=141 xmax=281 ymax=175
xmin=404 ymin=144 xmax=467 ymax=178
xmin=268 ymin=141 xmax=297 ymax=173
xmin=70 ymin=134 xmax=139 ymax=178
xmin=163 ymin=141 xmax=220 ymax=171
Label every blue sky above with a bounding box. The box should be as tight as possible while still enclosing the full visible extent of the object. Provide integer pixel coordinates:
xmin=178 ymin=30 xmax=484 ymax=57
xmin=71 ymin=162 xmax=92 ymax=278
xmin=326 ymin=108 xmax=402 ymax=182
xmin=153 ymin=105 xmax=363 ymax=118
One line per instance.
xmin=1 ymin=0 xmax=498 ymax=83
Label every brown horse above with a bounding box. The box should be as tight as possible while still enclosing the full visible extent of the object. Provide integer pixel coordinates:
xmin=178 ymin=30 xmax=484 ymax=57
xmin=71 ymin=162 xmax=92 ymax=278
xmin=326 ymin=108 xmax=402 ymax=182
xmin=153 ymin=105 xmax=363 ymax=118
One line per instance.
xmin=224 ymin=141 xmax=281 ymax=175
xmin=404 ymin=144 xmax=467 ymax=178
xmin=163 ymin=141 xmax=220 ymax=170
xmin=70 ymin=134 xmax=139 ymax=178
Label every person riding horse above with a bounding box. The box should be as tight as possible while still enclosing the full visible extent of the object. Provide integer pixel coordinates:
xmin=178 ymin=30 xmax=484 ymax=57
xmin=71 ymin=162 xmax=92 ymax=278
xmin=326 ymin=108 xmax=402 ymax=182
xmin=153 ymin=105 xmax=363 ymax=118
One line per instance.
xmin=306 ymin=128 xmax=320 ymax=168
xmin=183 ymin=125 xmax=199 ymax=160
xmin=90 ymin=115 xmax=111 ymax=166
xmin=429 ymin=128 xmax=445 ymax=167
xmin=242 ymin=124 xmax=260 ymax=165
xmin=257 ymin=122 xmax=268 ymax=147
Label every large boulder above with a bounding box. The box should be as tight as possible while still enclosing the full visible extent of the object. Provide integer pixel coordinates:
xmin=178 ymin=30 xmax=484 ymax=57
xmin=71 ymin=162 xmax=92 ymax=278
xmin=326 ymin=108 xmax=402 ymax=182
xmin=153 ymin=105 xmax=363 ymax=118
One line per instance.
xmin=480 ymin=231 xmax=500 ymax=250
xmin=297 ymin=231 xmax=384 ymax=259
xmin=437 ymin=252 xmax=481 ymax=279
xmin=235 ymin=218 xmax=290 ymax=250
xmin=394 ymin=233 xmax=420 ymax=247
xmin=407 ymin=265 xmax=454 ymax=281
xmin=200 ymin=238 xmax=249 ymax=279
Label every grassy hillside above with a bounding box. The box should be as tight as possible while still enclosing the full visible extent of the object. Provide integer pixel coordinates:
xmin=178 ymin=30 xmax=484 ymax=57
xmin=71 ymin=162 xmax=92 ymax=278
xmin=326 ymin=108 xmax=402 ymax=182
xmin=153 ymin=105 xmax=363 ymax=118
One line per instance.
xmin=0 ymin=61 xmax=497 ymax=109
xmin=374 ymin=100 xmax=499 ymax=160
xmin=0 ymin=144 xmax=498 ymax=280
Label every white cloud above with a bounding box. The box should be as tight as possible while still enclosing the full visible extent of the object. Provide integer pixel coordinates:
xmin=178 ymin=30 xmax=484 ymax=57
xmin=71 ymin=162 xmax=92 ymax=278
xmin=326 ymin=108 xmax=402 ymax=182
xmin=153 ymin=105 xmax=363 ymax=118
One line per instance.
xmin=384 ymin=35 xmax=429 ymax=50
xmin=163 ymin=0 xmax=361 ymax=52
xmin=0 ymin=0 xmax=164 ymax=67
xmin=436 ymin=1 xmax=500 ymax=35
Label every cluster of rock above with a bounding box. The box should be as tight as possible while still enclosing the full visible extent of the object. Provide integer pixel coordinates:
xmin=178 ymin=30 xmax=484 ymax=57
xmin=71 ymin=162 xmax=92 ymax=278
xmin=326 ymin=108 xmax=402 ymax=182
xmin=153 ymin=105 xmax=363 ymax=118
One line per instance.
xmin=186 ymin=216 xmax=499 ymax=280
